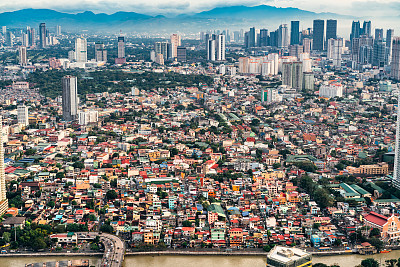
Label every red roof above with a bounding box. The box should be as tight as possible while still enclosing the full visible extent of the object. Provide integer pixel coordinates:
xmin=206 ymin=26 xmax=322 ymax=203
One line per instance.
xmin=364 ymin=212 xmax=388 ymax=226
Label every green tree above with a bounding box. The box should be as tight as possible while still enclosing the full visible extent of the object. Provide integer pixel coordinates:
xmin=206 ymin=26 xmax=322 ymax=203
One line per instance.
xmin=361 ymin=258 xmax=379 ymax=267
xmin=106 ymin=190 xmax=118 ymax=200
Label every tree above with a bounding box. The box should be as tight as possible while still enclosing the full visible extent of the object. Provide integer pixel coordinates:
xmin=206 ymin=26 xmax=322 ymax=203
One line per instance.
xmin=182 ymin=220 xmax=192 ymax=227
xmin=31 ymin=237 xmax=47 ymax=251
xmin=47 ymin=200 xmax=55 ymax=208
xmin=106 ymin=190 xmax=118 ymax=200
xmin=2 ymin=232 xmax=11 ymax=243
xmin=73 ymin=161 xmax=85 ymax=169
xmin=272 ymin=163 xmax=281 ymax=169
xmin=100 ymin=223 xmax=113 ymax=233
xmin=369 ymin=228 xmax=380 ymax=238
xmin=361 ymin=258 xmax=379 ymax=267
xmin=386 ymin=259 xmax=397 ymax=267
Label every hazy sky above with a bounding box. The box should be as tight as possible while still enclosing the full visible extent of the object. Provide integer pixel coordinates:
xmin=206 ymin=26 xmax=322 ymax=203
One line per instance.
xmin=0 ymin=0 xmax=399 ymax=17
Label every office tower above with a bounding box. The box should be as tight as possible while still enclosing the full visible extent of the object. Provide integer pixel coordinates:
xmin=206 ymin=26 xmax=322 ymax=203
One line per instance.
xmin=22 ymin=33 xmax=29 ymax=47
xmin=394 ymin=93 xmax=400 ymax=189
xmin=216 ymin=34 xmax=226 ymax=61
xmin=1 ymin=26 xmax=5 ymax=35
xmin=359 ymin=45 xmax=373 ymax=64
xmin=373 ymin=40 xmax=386 ymax=67
xmin=39 ymin=23 xmax=46 ymax=48
xmin=62 ymin=76 xmax=78 ymax=121
xmin=170 ymin=34 xmax=181 ymax=58
xmin=387 ymin=29 xmax=395 ymax=63
xmin=248 ymin=27 xmax=256 ymax=48
xmin=28 ymin=28 xmax=35 ymax=47
xmin=351 ymin=21 xmax=361 ymax=41
xmin=75 ymin=37 xmax=87 ymax=63
xmin=259 ymin=29 xmax=268 ymax=47
xmin=18 ymin=46 xmax=27 ymax=66
xmin=327 ymin=39 xmax=343 ymax=67
xmin=302 ymin=38 xmax=312 ymax=54
xmin=0 ymin=116 xmax=8 ymax=216
xmin=207 ymin=39 xmax=216 ymax=61
xmin=362 ymin=21 xmax=372 ymax=37
xmin=177 ymin=47 xmax=186 ymax=62
xmin=155 ymin=41 xmax=170 ymax=60
xmin=352 ymin=35 xmax=373 ymax=63
xmin=313 ymin=20 xmax=324 ymax=51
xmin=278 ymin=24 xmax=289 ymax=49
xmin=326 ymin=20 xmax=337 ymax=41
xmin=116 ymin=36 xmax=126 ymax=64
xmin=391 ymin=37 xmax=400 ymax=80
xmin=56 ymin=25 xmax=61 ymax=36
xmin=117 ymin=36 xmax=125 ymax=58
xmin=269 ymin=31 xmax=278 ymax=47
xmin=290 ymin=21 xmax=300 ymax=45
xmin=5 ymin=31 xmax=13 ymax=47
xmin=375 ymin=29 xmax=384 ymax=41
xmin=282 ymin=62 xmax=293 ymax=88
xmin=17 ymin=104 xmax=29 ymax=126
xmin=95 ymin=42 xmax=107 ymax=62
xmin=292 ymin=62 xmax=303 ymax=90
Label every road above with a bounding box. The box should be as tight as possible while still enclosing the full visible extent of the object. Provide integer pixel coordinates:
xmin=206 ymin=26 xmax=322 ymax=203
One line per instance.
xmin=77 ymin=232 xmax=125 ymax=267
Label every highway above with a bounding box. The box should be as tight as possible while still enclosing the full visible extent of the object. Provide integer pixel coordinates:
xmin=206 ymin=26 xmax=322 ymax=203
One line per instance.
xmin=76 ymin=232 xmax=125 ymax=267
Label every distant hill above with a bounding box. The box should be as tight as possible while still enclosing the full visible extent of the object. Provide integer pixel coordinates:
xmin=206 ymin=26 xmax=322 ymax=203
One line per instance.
xmin=0 ymin=6 xmax=348 ymax=32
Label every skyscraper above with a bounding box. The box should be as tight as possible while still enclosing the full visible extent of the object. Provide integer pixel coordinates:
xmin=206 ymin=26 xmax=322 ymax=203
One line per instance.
xmin=56 ymin=25 xmax=62 ymax=36
xmin=362 ymin=21 xmax=372 ymax=37
xmin=375 ymin=29 xmax=384 ymax=41
xmin=259 ymin=29 xmax=269 ymax=47
xmin=29 ymin=28 xmax=35 ymax=47
xmin=278 ymin=24 xmax=289 ymax=49
xmin=387 ymin=29 xmax=395 ymax=63
xmin=313 ymin=20 xmax=325 ymax=51
xmin=95 ymin=42 xmax=107 ymax=62
xmin=170 ymin=34 xmax=181 ymax=58
xmin=18 ymin=46 xmax=27 ymax=66
xmin=393 ymin=93 xmax=400 ymax=189
xmin=62 ymin=76 xmax=78 ymax=121
xmin=327 ymin=38 xmax=343 ymax=67
xmin=216 ymin=34 xmax=226 ymax=61
xmin=116 ymin=36 xmax=126 ymax=64
xmin=373 ymin=40 xmax=386 ymax=67
xmin=207 ymin=39 xmax=216 ymax=61
xmin=155 ymin=41 xmax=170 ymax=60
xmin=290 ymin=21 xmax=300 ymax=45
xmin=5 ymin=31 xmax=13 ymax=47
xmin=391 ymin=37 xmax=400 ymax=80
xmin=351 ymin=21 xmax=361 ymax=41
xmin=0 ymin=116 xmax=9 ymax=216
xmin=177 ymin=47 xmax=186 ymax=62
xmin=17 ymin=104 xmax=29 ymax=126
xmin=75 ymin=37 xmax=87 ymax=63
xmin=326 ymin=20 xmax=337 ymax=41
xmin=302 ymin=38 xmax=312 ymax=54
xmin=39 ymin=23 xmax=46 ymax=49
xmin=248 ymin=27 xmax=256 ymax=48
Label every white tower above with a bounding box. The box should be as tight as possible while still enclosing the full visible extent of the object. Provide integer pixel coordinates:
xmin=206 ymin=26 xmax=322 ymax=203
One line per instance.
xmin=394 ymin=95 xmax=400 ymax=188
xmin=0 ymin=116 xmax=8 ymax=216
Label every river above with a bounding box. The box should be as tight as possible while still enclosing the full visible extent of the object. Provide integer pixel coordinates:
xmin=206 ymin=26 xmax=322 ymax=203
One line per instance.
xmin=2 ymin=251 xmax=400 ymax=267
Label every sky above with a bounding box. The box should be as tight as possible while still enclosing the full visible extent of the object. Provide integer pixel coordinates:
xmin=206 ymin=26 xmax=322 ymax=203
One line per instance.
xmin=0 ymin=0 xmax=399 ymax=17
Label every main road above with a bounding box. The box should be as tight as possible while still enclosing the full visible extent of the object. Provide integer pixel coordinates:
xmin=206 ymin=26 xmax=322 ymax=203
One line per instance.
xmin=77 ymin=232 xmax=125 ymax=267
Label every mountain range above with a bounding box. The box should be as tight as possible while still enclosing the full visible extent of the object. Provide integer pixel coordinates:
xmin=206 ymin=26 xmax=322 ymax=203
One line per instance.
xmin=0 ymin=5 xmax=352 ymax=33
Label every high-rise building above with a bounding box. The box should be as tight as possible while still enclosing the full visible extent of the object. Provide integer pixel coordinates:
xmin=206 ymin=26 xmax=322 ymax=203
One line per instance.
xmin=207 ymin=39 xmax=216 ymax=61
xmin=303 ymin=72 xmax=315 ymax=90
xmin=170 ymin=34 xmax=181 ymax=58
xmin=177 ymin=47 xmax=186 ymax=62
xmin=62 ymin=76 xmax=78 ymax=121
xmin=18 ymin=46 xmax=27 ymax=66
xmin=5 ymin=31 xmax=13 ymax=47
xmin=292 ymin=62 xmax=303 ymax=90
xmin=261 ymin=88 xmax=280 ymax=103
xmin=362 ymin=21 xmax=372 ymax=37
xmin=393 ymin=93 xmax=400 ymax=189
xmin=278 ymin=24 xmax=289 ymax=49
xmin=17 ymin=104 xmax=29 ymax=126
xmin=373 ymin=40 xmax=387 ymax=67
xmin=351 ymin=21 xmax=361 ymax=41
xmin=22 ymin=33 xmax=29 ymax=47
xmin=117 ymin=36 xmax=125 ymax=59
xmin=75 ymin=37 xmax=87 ymax=63
xmin=248 ymin=27 xmax=256 ymax=48
xmin=155 ymin=41 xmax=171 ymax=60
xmin=326 ymin=20 xmax=337 ymax=41
xmin=290 ymin=21 xmax=300 ymax=45
xmin=2 ymin=26 xmax=6 ymax=35
xmin=95 ymin=42 xmax=107 ymax=62
xmin=216 ymin=34 xmax=226 ymax=61
xmin=327 ymin=38 xmax=343 ymax=67
xmin=387 ymin=29 xmax=395 ymax=63
xmin=375 ymin=29 xmax=384 ymax=41
xmin=313 ymin=20 xmax=324 ymax=51
xmin=0 ymin=116 xmax=9 ymax=216
xmin=391 ymin=37 xmax=400 ymax=80
xmin=302 ymin=38 xmax=312 ymax=54
xmin=56 ymin=25 xmax=62 ymax=36
xmin=39 ymin=23 xmax=46 ymax=49
xmin=28 ymin=28 xmax=35 ymax=47
xmin=259 ymin=29 xmax=269 ymax=47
